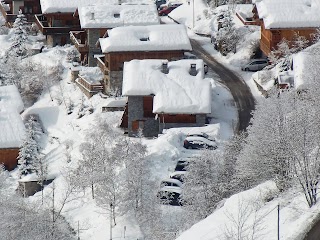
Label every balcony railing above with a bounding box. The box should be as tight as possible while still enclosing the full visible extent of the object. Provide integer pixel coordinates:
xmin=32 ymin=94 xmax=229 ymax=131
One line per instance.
xmin=76 ymin=75 xmax=103 ymax=93
xmin=0 ymin=3 xmax=34 ymax=23
xmin=97 ymin=56 xmax=108 ymax=73
xmin=70 ymin=31 xmax=89 ymax=54
xmin=34 ymin=14 xmax=81 ymax=35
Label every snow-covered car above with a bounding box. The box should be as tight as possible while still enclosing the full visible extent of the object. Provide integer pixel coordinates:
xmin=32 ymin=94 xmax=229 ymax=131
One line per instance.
xmin=174 ymin=159 xmax=189 ymax=171
xmin=170 ymin=171 xmax=186 ymax=182
xmin=241 ymin=59 xmax=269 ymax=71
xmin=183 ymin=134 xmax=217 ymax=150
xmin=157 ymin=186 xmax=183 ymax=206
xmin=160 ymin=178 xmax=183 ymax=188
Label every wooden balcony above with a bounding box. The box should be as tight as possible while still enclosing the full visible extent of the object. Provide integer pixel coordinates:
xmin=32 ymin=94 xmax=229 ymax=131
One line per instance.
xmin=34 ymin=14 xmax=81 ymax=35
xmin=97 ymin=56 xmax=108 ymax=73
xmin=76 ymin=75 xmax=104 ymax=98
xmin=70 ymin=31 xmax=89 ymax=54
xmin=0 ymin=3 xmax=35 ymax=24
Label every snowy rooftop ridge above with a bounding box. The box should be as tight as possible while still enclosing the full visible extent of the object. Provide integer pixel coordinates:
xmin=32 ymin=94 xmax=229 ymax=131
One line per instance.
xmin=78 ymin=4 xmax=159 ymax=28
xmin=40 ymin=0 xmax=154 ymax=14
xmin=0 ymin=85 xmax=24 ymax=113
xmin=122 ymin=59 xmax=211 ymax=114
xmin=256 ymin=0 xmax=320 ymax=29
xmin=99 ymin=24 xmax=192 ymax=53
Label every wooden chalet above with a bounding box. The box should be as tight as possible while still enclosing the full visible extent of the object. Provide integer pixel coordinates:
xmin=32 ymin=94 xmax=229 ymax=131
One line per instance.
xmin=121 ymin=59 xmax=211 ymax=137
xmin=0 ymin=85 xmax=25 ymax=171
xmin=0 ymin=0 xmax=41 ymax=26
xmin=254 ymin=0 xmax=320 ymax=56
xmin=98 ymin=24 xmax=192 ymax=96
xmin=70 ymin=4 xmax=159 ymax=67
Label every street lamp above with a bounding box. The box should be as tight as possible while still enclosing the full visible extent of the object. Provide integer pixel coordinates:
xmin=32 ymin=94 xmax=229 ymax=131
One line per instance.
xmin=187 ymin=0 xmax=195 ymax=29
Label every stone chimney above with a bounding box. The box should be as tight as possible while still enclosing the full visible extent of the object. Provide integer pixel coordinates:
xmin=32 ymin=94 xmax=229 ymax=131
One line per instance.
xmin=189 ymin=63 xmax=197 ymax=76
xmin=161 ymin=61 xmax=169 ymax=74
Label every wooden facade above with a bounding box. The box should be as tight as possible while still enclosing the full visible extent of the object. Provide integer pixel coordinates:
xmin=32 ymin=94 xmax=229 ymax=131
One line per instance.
xmin=260 ymin=22 xmax=316 ymax=56
xmin=75 ymin=75 xmax=104 ymax=98
xmin=0 ymin=148 xmax=19 ymax=171
xmin=0 ymin=0 xmax=41 ymax=26
xmin=35 ymin=12 xmax=81 ymax=46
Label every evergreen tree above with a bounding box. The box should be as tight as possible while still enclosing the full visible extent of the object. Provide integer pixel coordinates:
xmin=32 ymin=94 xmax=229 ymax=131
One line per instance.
xmin=18 ymin=116 xmax=42 ymax=177
xmin=5 ymin=10 xmax=29 ymax=61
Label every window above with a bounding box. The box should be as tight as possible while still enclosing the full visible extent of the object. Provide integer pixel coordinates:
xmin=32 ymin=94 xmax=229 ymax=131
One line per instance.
xmin=140 ymin=37 xmax=150 ymax=41
xmin=114 ymin=13 xmax=120 ymax=18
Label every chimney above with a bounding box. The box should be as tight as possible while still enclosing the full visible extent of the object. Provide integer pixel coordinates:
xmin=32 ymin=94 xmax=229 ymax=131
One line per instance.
xmin=161 ymin=61 xmax=169 ymax=74
xmin=90 ymin=12 xmax=94 ymax=20
xmin=189 ymin=63 xmax=197 ymax=76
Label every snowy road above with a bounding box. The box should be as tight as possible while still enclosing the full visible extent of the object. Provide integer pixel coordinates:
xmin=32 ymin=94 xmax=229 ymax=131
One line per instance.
xmin=190 ymin=39 xmax=255 ymax=132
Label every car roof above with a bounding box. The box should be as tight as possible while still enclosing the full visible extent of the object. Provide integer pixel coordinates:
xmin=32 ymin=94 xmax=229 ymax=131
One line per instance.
xmin=185 ymin=136 xmax=216 ymax=145
xmin=170 ymin=171 xmax=186 ymax=177
xmin=159 ymin=186 xmax=182 ymax=193
xmin=161 ymin=178 xmax=183 ymax=186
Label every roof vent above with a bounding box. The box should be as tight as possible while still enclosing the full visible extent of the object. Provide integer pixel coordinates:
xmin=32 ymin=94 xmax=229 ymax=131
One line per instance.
xmin=189 ymin=63 xmax=197 ymax=76
xmin=161 ymin=61 xmax=169 ymax=74
xmin=140 ymin=37 xmax=150 ymax=41
xmin=114 ymin=13 xmax=120 ymax=18
xmin=90 ymin=12 xmax=94 ymax=20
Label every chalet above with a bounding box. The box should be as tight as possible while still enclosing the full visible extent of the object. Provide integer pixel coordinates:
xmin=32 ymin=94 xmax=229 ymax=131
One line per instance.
xmin=0 ymin=0 xmax=41 ymax=26
xmin=98 ymin=24 xmax=192 ymax=95
xmin=0 ymin=85 xmax=25 ymax=170
xmin=254 ymin=0 xmax=320 ymax=56
xmin=71 ymin=4 xmax=159 ymax=66
xmin=34 ymin=0 xmax=111 ymax=46
xmin=121 ymin=59 xmax=212 ymax=137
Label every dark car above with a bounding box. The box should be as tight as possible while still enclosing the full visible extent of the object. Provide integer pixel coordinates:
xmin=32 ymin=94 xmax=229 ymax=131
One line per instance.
xmin=170 ymin=171 xmax=186 ymax=183
xmin=158 ymin=3 xmax=182 ymax=16
xmin=160 ymin=178 xmax=183 ymax=188
xmin=157 ymin=186 xmax=182 ymax=206
xmin=155 ymin=0 xmax=166 ymax=9
xmin=174 ymin=160 xmax=189 ymax=171
xmin=183 ymin=134 xmax=217 ymax=150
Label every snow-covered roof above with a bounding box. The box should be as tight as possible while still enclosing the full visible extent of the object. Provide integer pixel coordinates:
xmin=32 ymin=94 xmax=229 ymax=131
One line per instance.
xmin=40 ymin=0 xmax=154 ymax=14
xmin=99 ymin=24 xmax=192 ymax=53
xmin=104 ymin=97 xmax=127 ymax=108
xmin=0 ymin=109 xmax=25 ymax=148
xmin=122 ymin=59 xmax=211 ymax=114
xmin=0 ymin=85 xmax=24 ymax=113
xmin=293 ymin=42 xmax=320 ymax=90
xmin=256 ymin=0 xmax=320 ymax=29
xmin=78 ymin=4 xmax=159 ymax=29
xmin=39 ymin=0 xmax=117 ymax=13
xmin=78 ymin=67 xmax=104 ymax=85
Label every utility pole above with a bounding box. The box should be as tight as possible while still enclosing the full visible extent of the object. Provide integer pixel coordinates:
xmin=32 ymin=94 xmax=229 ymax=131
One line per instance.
xmin=277 ymin=204 xmax=280 ymax=240
xmin=110 ymin=203 xmax=113 ymax=240
xmin=192 ymin=0 xmax=195 ymax=29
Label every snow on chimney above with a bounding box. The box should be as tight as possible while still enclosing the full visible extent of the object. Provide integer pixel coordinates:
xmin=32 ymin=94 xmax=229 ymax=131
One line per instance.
xmin=189 ymin=63 xmax=197 ymax=76
xmin=161 ymin=61 xmax=169 ymax=74
xmin=90 ymin=12 xmax=94 ymax=20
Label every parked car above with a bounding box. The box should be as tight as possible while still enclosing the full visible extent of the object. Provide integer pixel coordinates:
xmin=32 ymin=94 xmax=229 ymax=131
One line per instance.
xmin=157 ymin=186 xmax=182 ymax=206
xmin=241 ymin=59 xmax=269 ymax=72
xmin=174 ymin=159 xmax=189 ymax=171
xmin=155 ymin=0 xmax=166 ymax=9
xmin=183 ymin=134 xmax=217 ymax=150
xmin=158 ymin=3 xmax=182 ymax=16
xmin=170 ymin=171 xmax=186 ymax=182
xmin=160 ymin=178 xmax=183 ymax=188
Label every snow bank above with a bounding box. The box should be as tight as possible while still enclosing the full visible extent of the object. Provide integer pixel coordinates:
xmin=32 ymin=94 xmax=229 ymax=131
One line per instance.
xmin=123 ymin=59 xmax=211 ymax=114
xmin=78 ymin=67 xmax=104 ymax=85
xmin=99 ymin=24 xmax=192 ymax=53
xmin=176 ymin=181 xmax=279 ymax=240
xmin=79 ymin=4 xmax=159 ymax=28
xmin=256 ymin=0 xmax=320 ymax=29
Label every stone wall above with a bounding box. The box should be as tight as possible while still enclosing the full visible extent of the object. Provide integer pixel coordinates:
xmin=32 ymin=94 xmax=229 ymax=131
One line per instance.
xmin=87 ymin=29 xmax=101 ymax=67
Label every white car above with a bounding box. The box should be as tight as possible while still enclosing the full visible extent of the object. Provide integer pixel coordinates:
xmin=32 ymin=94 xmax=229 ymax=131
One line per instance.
xmin=241 ymin=59 xmax=268 ymax=71
xmin=160 ymin=178 xmax=183 ymax=188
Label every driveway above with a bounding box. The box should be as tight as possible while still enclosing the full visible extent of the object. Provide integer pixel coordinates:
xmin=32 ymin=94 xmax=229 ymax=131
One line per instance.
xmin=190 ymin=39 xmax=255 ymax=132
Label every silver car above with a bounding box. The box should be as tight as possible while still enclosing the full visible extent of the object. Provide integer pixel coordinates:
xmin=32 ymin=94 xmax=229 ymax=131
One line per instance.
xmin=241 ymin=59 xmax=268 ymax=71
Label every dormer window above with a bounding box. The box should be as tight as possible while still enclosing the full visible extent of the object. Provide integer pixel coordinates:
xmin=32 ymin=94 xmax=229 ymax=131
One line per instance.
xmin=140 ymin=37 xmax=150 ymax=41
xmin=114 ymin=13 xmax=120 ymax=18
